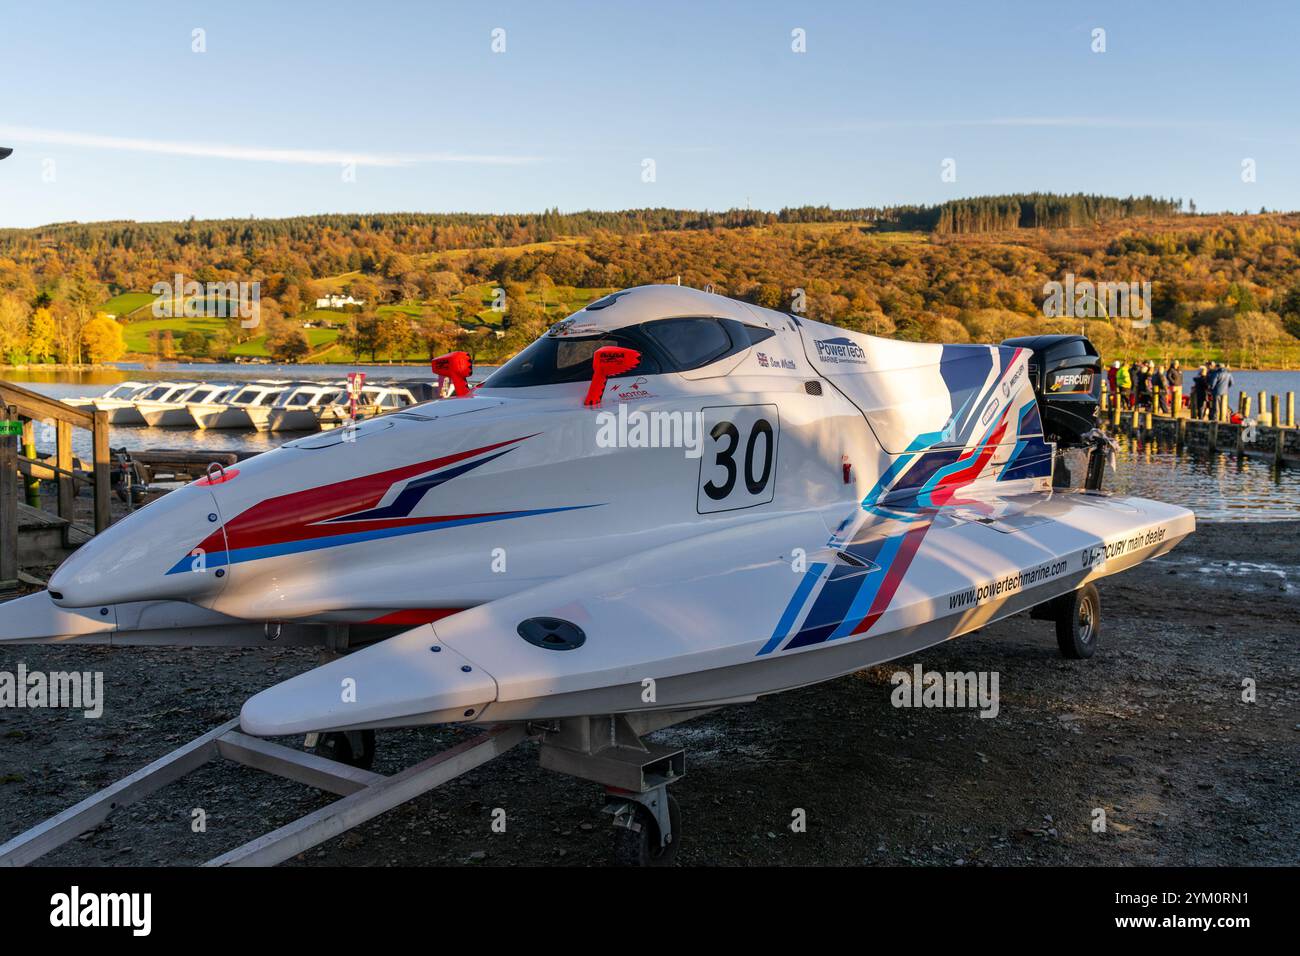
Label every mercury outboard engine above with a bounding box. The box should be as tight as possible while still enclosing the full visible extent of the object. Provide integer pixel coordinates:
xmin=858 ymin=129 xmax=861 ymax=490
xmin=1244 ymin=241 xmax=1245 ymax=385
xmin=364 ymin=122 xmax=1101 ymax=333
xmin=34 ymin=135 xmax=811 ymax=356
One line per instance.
xmin=1002 ymin=334 xmax=1106 ymax=489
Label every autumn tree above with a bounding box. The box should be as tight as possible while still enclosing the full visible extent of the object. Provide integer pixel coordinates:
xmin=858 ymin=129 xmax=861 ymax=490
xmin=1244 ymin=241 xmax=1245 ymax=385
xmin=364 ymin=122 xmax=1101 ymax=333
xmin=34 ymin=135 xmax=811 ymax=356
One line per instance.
xmin=180 ymin=330 xmax=209 ymax=356
xmin=341 ymin=310 xmax=381 ymax=361
xmin=0 ymin=295 xmax=29 ymax=363
xmin=266 ymin=317 xmax=311 ymax=363
xmin=377 ymin=312 xmax=418 ymax=360
xmin=418 ymin=300 xmax=461 ymax=359
xmin=81 ymin=314 xmax=126 ymax=363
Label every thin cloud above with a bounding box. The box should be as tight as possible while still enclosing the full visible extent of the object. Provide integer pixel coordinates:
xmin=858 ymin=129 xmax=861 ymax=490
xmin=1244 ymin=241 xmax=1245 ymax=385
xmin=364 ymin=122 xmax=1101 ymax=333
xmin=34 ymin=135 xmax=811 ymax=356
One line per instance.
xmin=822 ymin=116 xmax=1214 ymax=133
xmin=0 ymin=125 xmax=541 ymax=166
xmin=979 ymin=116 xmax=1204 ymax=129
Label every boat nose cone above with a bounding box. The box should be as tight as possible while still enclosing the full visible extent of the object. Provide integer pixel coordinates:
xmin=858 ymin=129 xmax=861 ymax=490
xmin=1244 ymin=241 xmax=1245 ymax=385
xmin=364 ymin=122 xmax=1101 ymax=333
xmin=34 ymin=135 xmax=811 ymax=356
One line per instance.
xmin=47 ymin=483 xmax=230 ymax=608
xmin=240 ymin=625 xmax=496 ymax=735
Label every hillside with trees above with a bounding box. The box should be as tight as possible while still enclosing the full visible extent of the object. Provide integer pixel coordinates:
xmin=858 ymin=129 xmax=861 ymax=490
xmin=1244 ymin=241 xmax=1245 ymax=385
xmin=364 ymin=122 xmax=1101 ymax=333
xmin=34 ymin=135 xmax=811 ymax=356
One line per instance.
xmin=1 ymin=195 xmax=1298 ymax=368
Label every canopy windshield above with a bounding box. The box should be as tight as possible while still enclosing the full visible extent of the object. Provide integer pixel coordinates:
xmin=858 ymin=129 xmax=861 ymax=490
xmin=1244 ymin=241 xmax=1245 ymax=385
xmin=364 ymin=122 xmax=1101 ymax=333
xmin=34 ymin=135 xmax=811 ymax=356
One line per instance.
xmin=481 ymin=316 xmax=772 ymax=389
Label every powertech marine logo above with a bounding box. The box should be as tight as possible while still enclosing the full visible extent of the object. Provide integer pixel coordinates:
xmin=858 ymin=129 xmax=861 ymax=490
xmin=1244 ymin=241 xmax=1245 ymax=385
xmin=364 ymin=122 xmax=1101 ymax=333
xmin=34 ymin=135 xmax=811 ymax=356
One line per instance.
xmin=1049 ymin=371 xmax=1094 ymax=393
xmin=814 ymin=337 xmax=868 ymax=365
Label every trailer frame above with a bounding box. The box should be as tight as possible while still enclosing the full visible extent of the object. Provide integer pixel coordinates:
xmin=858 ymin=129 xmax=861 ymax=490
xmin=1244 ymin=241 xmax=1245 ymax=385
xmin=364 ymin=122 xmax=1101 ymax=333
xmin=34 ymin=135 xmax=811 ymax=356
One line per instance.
xmin=0 ymin=708 xmax=709 ymax=867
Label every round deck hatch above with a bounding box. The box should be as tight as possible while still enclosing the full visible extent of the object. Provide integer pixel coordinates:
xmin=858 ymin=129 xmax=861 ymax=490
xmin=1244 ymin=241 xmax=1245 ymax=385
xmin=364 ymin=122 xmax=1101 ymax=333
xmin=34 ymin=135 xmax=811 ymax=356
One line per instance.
xmin=517 ymin=617 xmax=586 ymax=651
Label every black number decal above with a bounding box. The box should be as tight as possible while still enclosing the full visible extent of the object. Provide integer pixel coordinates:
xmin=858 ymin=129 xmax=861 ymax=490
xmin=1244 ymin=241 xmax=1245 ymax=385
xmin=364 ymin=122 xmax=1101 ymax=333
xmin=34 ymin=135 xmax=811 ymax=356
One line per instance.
xmin=705 ymin=418 xmax=774 ymax=501
xmin=697 ymin=406 xmax=778 ymax=513
xmin=703 ymin=421 xmax=739 ymax=500
xmin=744 ymin=419 xmax=774 ymax=494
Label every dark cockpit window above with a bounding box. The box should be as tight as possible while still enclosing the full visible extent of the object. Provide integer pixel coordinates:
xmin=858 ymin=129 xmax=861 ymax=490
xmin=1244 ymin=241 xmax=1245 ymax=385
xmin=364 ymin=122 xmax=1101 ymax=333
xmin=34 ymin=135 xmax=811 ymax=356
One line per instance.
xmin=480 ymin=315 xmax=766 ymax=389
xmin=481 ymin=331 xmax=663 ymax=388
xmin=641 ymin=318 xmax=733 ymax=371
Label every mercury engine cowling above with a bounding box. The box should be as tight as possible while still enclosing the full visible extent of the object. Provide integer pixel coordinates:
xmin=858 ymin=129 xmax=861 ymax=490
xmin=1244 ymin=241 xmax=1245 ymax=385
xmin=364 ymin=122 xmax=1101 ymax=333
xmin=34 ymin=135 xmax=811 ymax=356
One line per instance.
xmin=1001 ymin=334 xmax=1101 ymax=447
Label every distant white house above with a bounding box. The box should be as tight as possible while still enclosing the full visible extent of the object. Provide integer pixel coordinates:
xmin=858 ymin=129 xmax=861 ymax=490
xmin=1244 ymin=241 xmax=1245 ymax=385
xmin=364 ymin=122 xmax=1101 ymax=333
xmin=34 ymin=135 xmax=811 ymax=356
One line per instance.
xmin=315 ymin=294 xmax=365 ymax=309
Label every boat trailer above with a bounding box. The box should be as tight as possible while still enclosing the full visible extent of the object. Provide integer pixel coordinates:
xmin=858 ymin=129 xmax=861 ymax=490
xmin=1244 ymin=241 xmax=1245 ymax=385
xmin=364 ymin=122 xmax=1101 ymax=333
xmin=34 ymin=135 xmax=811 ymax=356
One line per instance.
xmin=0 ymin=707 xmax=703 ymax=868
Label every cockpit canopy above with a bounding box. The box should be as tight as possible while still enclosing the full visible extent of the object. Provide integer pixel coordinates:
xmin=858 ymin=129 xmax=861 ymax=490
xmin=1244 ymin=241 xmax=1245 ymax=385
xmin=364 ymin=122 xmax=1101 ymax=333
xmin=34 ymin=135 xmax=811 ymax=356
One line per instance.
xmin=482 ymin=316 xmax=774 ymax=389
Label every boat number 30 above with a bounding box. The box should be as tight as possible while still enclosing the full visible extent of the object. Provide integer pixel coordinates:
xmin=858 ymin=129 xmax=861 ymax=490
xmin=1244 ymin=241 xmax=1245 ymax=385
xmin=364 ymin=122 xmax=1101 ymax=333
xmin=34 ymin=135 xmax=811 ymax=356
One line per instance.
xmin=697 ymin=405 xmax=779 ymax=513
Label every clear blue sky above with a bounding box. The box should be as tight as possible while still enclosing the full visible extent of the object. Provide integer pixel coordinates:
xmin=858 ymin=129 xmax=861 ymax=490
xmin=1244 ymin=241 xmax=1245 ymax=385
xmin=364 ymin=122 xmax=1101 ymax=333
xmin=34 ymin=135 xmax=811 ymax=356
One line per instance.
xmin=0 ymin=0 xmax=1295 ymax=227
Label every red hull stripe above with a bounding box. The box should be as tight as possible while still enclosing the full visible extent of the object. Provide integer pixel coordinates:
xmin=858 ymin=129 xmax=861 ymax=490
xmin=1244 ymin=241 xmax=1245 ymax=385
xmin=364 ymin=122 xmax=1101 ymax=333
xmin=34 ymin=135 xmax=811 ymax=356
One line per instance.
xmin=192 ymin=435 xmax=533 ymax=555
xmin=363 ymin=608 xmax=465 ymax=626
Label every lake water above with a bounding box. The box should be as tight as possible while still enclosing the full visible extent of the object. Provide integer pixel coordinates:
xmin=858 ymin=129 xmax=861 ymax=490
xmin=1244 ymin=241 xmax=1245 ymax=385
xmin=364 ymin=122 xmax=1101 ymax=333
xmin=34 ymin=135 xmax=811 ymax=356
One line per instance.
xmin=6 ymin=365 xmax=1300 ymax=523
xmin=1065 ymin=438 xmax=1300 ymax=522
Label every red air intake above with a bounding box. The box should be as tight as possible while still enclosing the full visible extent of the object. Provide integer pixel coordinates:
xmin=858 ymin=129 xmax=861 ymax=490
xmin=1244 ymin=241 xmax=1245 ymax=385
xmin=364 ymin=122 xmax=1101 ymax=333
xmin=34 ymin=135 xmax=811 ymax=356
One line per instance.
xmin=584 ymin=347 xmax=641 ymax=406
xmin=432 ymin=351 xmax=474 ymax=397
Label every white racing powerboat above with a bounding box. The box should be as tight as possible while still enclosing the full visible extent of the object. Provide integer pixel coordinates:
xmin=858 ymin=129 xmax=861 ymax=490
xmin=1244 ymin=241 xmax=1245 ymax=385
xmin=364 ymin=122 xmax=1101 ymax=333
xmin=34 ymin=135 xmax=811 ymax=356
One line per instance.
xmin=1 ymin=286 xmax=1193 ymax=864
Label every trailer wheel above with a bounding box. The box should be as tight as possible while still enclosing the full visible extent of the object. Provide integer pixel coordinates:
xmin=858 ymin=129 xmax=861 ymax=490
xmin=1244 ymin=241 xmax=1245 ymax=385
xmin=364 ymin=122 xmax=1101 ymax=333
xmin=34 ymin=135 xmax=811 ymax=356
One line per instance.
xmin=313 ymin=730 xmax=376 ymax=770
xmin=1056 ymin=583 xmax=1100 ymax=659
xmin=611 ymin=793 xmax=681 ymax=867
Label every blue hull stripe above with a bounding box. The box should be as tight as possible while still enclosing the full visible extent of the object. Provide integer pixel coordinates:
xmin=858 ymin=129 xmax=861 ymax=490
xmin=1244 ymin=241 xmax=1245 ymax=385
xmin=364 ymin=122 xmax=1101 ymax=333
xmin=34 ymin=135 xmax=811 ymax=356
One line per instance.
xmin=167 ymin=505 xmax=596 ymax=574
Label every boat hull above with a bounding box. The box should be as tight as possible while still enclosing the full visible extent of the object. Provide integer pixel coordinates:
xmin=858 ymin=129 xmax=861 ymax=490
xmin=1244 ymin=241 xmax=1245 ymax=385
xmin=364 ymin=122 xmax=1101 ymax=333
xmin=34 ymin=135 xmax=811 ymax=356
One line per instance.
xmin=137 ymin=403 xmax=195 ymax=427
xmin=97 ymin=400 xmax=145 ymax=425
xmin=190 ymin=404 xmax=254 ymax=429
xmin=244 ymin=406 xmax=274 ymax=432
xmin=238 ymin=491 xmax=1194 ymax=735
xmin=266 ymin=407 xmax=323 ymax=432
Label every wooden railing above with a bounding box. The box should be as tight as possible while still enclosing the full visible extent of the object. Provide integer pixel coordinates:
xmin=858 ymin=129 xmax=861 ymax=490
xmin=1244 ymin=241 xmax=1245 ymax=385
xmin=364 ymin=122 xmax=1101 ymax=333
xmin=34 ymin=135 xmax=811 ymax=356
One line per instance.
xmin=1 ymin=381 xmax=111 ymax=586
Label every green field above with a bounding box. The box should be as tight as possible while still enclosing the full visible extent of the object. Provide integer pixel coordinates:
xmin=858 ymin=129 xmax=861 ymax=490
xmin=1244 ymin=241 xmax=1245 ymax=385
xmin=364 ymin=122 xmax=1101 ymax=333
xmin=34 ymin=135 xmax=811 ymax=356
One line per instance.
xmin=228 ymin=327 xmax=341 ymax=358
xmin=103 ymin=277 xmax=615 ymax=363
xmin=376 ymin=303 xmax=425 ymax=318
xmin=121 ymin=315 xmax=228 ymax=353
xmin=456 ymin=283 xmax=612 ymax=328
xmin=101 ymin=291 xmax=160 ymax=317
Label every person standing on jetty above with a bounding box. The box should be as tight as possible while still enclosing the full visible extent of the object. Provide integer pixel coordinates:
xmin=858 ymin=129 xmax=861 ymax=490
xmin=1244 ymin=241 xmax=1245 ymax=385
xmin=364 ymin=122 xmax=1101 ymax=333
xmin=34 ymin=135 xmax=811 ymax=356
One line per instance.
xmin=1213 ymin=362 xmax=1234 ymax=421
xmin=1117 ymin=360 xmax=1133 ymax=408
xmin=1152 ymin=363 xmax=1168 ymax=413
xmin=1134 ymin=362 xmax=1150 ymax=410
xmin=1166 ymin=360 xmax=1183 ymax=413
xmin=1192 ymin=365 xmax=1209 ymax=419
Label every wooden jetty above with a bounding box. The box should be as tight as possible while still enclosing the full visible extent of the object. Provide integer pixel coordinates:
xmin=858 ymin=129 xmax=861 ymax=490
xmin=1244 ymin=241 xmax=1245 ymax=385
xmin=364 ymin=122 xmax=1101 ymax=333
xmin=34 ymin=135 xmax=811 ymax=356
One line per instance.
xmin=1101 ymin=388 xmax=1300 ymax=466
xmin=1 ymin=380 xmax=261 ymax=584
xmin=1 ymin=381 xmax=111 ymax=590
